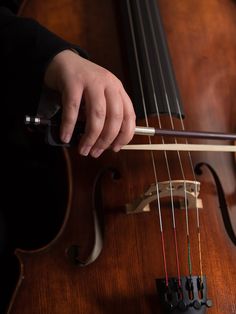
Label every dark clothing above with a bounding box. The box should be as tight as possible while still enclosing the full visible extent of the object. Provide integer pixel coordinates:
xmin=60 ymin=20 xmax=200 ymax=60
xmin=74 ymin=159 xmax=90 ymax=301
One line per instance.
xmin=0 ymin=4 xmax=86 ymax=117
xmin=0 ymin=3 xmax=87 ymax=312
xmin=0 ymin=0 xmax=22 ymax=13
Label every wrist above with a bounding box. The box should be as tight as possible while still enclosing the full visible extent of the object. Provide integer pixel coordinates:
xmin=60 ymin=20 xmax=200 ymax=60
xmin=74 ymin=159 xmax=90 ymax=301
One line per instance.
xmin=44 ymin=49 xmax=77 ymax=91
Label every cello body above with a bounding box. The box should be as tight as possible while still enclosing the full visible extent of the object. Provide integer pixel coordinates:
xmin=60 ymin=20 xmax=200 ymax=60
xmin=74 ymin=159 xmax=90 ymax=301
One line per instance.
xmin=7 ymin=0 xmax=236 ymax=313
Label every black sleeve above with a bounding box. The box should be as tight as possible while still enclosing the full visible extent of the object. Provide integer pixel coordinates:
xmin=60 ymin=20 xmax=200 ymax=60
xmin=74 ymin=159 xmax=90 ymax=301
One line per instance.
xmin=0 ymin=0 xmax=21 ymax=14
xmin=0 ymin=6 xmax=87 ymax=118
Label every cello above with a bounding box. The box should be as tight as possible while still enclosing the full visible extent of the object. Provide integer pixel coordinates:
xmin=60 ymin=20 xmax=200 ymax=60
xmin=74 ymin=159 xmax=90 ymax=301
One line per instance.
xmin=6 ymin=0 xmax=236 ymax=313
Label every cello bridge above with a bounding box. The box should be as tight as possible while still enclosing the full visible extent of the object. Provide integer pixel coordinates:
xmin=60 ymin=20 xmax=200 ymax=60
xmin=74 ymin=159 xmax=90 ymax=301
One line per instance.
xmin=126 ymin=180 xmax=203 ymax=214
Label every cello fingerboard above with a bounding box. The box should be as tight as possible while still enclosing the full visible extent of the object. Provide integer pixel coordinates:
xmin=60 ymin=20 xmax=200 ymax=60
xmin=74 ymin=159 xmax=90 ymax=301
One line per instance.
xmin=119 ymin=0 xmax=184 ymax=119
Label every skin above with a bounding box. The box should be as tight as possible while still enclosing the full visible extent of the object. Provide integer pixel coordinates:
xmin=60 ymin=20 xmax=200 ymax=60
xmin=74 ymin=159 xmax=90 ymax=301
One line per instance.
xmin=44 ymin=49 xmax=136 ymax=158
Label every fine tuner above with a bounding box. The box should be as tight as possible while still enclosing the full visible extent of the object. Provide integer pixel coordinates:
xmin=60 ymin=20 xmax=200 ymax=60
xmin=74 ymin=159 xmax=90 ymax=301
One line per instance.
xmin=25 ymin=116 xmax=236 ymax=152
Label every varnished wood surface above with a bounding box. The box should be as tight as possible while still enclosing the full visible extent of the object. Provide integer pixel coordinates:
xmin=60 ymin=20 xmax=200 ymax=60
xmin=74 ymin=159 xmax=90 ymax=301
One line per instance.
xmin=7 ymin=1 xmax=236 ymax=313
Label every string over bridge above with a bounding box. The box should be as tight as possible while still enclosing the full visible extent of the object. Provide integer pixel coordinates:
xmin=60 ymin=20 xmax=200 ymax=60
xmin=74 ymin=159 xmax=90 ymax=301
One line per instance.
xmin=126 ymin=180 xmax=202 ymax=214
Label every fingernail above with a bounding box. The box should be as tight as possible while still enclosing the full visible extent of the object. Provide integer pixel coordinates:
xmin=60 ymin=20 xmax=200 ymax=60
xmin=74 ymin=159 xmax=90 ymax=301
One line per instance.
xmin=61 ymin=133 xmax=71 ymax=143
xmin=113 ymin=145 xmax=122 ymax=152
xmin=90 ymin=148 xmax=104 ymax=158
xmin=80 ymin=146 xmax=91 ymax=156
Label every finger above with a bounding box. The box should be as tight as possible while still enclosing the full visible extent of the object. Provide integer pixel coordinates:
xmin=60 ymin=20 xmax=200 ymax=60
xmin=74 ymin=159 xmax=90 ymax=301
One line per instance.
xmin=89 ymin=86 xmax=124 ymax=158
xmin=111 ymin=89 xmax=136 ymax=151
xmin=78 ymin=86 xmax=106 ymax=156
xmin=60 ymin=85 xmax=83 ymax=143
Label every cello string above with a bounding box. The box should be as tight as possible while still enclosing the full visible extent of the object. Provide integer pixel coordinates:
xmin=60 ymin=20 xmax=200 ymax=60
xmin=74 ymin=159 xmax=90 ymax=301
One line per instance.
xmin=152 ymin=8 xmax=203 ymax=283
xmin=137 ymin=0 xmax=182 ymax=286
xmin=144 ymin=0 xmax=193 ymax=280
xmin=143 ymin=0 xmax=183 ymax=284
xmin=174 ymin=114 xmax=204 ymax=282
xmin=126 ymin=0 xmax=169 ymax=285
xmin=142 ymin=0 xmax=183 ymax=286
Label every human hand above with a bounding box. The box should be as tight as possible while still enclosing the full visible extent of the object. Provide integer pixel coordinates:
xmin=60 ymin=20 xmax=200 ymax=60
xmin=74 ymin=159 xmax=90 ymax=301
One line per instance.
xmin=44 ymin=50 xmax=136 ymax=157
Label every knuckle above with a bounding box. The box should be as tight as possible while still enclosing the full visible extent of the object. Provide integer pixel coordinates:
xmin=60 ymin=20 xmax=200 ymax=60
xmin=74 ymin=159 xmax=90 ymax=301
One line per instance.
xmin=96 ymin=136 xmax=114 ymax=149
xmin=103 ymin=69 xmax=114 ymax=81
xmin=112 ymin=111 xmax=123 ymax=121
xmin=67 ymin=101 xmax=79 ymax=110
xmin=93 ymin=106 xmax=106 ymax=120
xmin=103 ymin=70 xmax=122 ymax=87
xmin=128 ymin=110 xmax=136 ymax=121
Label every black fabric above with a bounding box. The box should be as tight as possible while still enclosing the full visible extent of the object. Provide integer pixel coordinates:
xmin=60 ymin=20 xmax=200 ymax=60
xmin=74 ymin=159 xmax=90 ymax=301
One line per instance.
xmin=0 ymin=6 xmax=87 ymax=118
xmin=0 ymin=0 xmax=22 ymax=13
xmin=0 ymin=5 xmax=88 ymax=312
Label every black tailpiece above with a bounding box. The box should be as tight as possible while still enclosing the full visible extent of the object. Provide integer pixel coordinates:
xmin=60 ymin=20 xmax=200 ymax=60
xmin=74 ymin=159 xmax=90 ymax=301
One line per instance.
xmin=156 ymin=276 xmax=212 ymax=313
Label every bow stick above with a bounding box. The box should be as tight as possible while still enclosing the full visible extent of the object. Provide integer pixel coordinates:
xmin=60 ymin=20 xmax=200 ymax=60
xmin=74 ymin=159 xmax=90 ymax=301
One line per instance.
xmin=25 ymin=116 xmax=236 ymax=152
